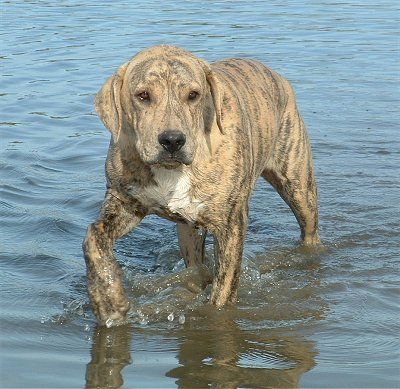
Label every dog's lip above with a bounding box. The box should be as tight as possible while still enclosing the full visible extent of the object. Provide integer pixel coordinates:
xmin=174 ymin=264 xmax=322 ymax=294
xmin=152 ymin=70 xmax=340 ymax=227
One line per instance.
xmin=154 ymin=160 xmax=181 ymax=168
xmin=152 ymin=152 xmax=192 ymax=167
xmin=149 ymin=158 xmax=183 ymax=169
xmin=154 ymin=163 xmax=181 ymax=170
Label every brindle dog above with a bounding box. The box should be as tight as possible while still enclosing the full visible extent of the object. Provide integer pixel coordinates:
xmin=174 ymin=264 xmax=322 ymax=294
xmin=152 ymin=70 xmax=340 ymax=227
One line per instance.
xmin=83 ymin=45 xmax=320 ymax=326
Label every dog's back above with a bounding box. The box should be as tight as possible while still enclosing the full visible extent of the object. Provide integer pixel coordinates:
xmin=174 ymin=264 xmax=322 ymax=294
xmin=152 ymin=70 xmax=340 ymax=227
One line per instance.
xmin=211 ymin=58 xmax=307 ymax=182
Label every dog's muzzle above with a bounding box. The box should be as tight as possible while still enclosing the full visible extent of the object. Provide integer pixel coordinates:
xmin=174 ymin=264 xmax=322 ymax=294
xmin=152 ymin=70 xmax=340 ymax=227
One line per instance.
xmin=156 ymin=130 xmax=192 ymax=167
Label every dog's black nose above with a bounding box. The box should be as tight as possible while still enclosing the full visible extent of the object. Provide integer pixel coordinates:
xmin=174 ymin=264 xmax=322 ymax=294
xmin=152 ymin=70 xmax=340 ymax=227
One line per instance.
xmin=158 ymin=130 xmax=186 ymax=154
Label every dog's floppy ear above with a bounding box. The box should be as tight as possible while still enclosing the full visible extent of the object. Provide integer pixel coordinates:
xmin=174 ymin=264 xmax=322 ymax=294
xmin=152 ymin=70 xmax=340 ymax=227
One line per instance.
xmin=200 ymin=61 xmax=224 ymax=135
xmin=95 ymin=62 xmax=129 ymax=142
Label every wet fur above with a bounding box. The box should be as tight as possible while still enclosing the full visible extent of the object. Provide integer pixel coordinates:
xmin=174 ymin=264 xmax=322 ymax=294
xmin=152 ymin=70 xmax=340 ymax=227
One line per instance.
xmin=83 ymin=45 xmax=320 ymax=325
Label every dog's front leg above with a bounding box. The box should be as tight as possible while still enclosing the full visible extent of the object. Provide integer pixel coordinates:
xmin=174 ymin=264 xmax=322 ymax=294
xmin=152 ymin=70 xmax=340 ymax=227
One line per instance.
xmin=210 ymin=208 xmax=248 ymax=307
xmin=83 ymin=190 xmax=144 ymax=326
xmin=177 ymin=223 xmax=207 ymax=267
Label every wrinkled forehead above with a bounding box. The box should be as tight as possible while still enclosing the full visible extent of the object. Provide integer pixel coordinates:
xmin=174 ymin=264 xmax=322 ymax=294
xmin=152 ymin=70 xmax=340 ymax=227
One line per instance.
xmin=127 ymin=56 xmax=205 ymax=87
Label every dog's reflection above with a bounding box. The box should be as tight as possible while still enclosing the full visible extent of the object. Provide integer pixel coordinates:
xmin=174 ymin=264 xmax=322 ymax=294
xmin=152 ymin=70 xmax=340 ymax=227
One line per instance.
xmin=85 ymin=324 xmax=132 ymax=388
xmin=85 ymin=311 xmax=317 ymax=389
xmin=166 ymin=309 xmax=317 ymax=388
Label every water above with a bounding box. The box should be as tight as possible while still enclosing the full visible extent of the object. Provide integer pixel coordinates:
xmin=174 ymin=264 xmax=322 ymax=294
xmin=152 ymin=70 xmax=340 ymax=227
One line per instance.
xmin=1 ymin=0 xmax=399 ymax=387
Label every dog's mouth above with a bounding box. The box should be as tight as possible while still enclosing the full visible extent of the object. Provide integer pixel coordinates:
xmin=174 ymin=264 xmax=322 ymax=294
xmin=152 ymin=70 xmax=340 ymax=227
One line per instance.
xmin=152 ymin=150 xmax=192 ymax=168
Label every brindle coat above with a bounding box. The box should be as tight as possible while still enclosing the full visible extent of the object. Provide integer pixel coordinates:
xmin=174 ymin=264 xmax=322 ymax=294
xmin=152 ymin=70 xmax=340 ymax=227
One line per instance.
xmin=83 ymin=45 xmax=320 ymax=326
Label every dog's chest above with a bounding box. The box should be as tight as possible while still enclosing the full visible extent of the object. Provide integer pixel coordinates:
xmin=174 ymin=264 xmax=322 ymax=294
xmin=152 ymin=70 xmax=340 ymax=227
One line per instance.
xmin=128 ymin=168 xmax=204 ymax=223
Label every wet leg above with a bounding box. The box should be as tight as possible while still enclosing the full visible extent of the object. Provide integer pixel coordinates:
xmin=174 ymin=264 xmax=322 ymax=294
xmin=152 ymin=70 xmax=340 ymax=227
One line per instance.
xmin=262 ymin=114 xmax=320 ymax=245
xmin=177 ymin=223 xmax=207 ymax=267
xmin=177 ymin=223 xmax=213 ymax=289
xmin=82 ymin=190 xmax=145 ymax=325
xmin=210 ymin=206 xmax=248 ymax=307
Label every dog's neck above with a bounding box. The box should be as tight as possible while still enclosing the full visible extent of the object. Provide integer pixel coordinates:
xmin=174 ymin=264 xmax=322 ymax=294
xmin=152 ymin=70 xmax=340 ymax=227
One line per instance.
xmin=126 ymin=165 xmax=204 ymax=223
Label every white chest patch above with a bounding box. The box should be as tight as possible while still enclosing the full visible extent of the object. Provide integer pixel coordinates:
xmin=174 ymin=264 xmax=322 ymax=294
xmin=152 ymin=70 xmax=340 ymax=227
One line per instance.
xmin=128 ymin=167 xmax=204 ymax=222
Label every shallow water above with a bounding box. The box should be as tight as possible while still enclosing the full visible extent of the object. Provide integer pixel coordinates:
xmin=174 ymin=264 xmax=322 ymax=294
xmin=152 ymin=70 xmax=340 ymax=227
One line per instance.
xmin=1 ymin=0 xmax=399 ymax=387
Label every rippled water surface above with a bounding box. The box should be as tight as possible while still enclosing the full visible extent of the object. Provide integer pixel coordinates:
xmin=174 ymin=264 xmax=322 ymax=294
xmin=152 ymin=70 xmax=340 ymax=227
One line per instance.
xmin=1 ymin=1 xmax=399 ymax=387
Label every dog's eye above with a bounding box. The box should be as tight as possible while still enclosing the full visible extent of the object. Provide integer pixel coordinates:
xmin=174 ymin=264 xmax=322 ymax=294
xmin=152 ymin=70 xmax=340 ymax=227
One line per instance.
xmin=188 ymin=91 xmax=199 ymax=101
xmin=137 ymin=91 xmax=150 ymax=101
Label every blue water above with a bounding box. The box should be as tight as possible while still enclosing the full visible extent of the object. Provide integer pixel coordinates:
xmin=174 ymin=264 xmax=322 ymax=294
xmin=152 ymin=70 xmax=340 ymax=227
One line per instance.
xmin=1 ymin=1 xmax=399 ymax=387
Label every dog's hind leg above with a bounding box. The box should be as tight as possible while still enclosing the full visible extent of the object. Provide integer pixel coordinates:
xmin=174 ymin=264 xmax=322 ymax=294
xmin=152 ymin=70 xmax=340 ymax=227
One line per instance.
xmin=262 ymin=166 xmax=320 ymax=245
xmin=262 ymin=113 xmax=320 ymax=245
xmin=177 ymin=223 xmax=207 ymax=267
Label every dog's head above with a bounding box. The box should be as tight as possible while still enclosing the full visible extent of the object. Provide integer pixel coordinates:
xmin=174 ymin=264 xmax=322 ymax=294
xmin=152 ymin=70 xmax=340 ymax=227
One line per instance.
xmin=95 ymin=45 xmax=223 ymax=168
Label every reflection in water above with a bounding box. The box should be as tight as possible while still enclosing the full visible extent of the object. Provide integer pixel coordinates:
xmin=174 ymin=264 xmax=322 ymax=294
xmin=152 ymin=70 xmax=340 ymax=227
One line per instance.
xmin=85 ymin=250 xmax=324 ymax=387
xmin=166 ymin=309 xmax=317 ymax=388
xmin=85 ymin=311 xmax=318 ymax=388
xmin=85 ymin=325 xmax=132 ymax=388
